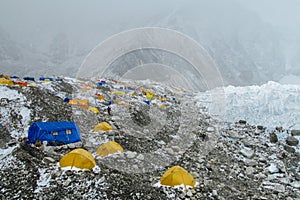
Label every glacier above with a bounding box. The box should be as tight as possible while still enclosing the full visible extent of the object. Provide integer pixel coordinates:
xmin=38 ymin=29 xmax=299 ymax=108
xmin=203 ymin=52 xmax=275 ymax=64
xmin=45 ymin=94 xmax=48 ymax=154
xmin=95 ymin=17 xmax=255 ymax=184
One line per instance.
xmin=197 ymin=81 xmax=300 ymax=129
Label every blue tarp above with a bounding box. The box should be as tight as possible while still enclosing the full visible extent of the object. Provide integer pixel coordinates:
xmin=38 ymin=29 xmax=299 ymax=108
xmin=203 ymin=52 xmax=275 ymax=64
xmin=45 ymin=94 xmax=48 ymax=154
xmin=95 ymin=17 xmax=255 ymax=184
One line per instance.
xmin=10 ymin=76 xmax=19 ymax=79
xmin=23 ymin=76 xmax=35 ymax=81
xmin=127 ymin=87 xmax=136 ymax=91
xmin=27 ymin=122 xmax=81 ymax=146
xmin=39 ymin=77 xmax=53 ymax=81
xmin=97 ymin=82 xmax=106 ymax=86
xmin=64 ymin=97 xmax=71 ymax=103
xmin=56 ymin=78 xmax=63 ymax=82
xmin=144 ymin=100 xmax=150 ymax=105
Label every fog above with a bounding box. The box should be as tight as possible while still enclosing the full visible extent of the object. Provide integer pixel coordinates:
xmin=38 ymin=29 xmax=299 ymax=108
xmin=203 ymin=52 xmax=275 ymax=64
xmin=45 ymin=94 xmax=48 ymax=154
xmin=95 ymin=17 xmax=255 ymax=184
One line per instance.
xmin=0 ymin=0 xmax=299 ymax=86
xmin=238 ymin=0 xmax=300 ymax=32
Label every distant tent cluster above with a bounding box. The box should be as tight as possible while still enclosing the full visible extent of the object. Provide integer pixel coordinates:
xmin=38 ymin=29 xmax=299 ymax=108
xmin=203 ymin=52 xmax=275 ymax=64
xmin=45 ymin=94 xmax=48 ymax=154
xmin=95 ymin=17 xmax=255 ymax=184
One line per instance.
xmin=23 ymin=77 xmax=194 ymax=188
xmin=0 ymin=74 xmax=65 ymax=88
xmin=39 ymin=77 xmax=63 ymax=82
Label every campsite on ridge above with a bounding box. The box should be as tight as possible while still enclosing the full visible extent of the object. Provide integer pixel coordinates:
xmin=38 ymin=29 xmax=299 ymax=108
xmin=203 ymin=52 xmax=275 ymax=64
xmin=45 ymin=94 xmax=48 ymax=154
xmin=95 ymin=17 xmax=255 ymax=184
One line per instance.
xmin=0 ymin=75 xmax=299 ymax=199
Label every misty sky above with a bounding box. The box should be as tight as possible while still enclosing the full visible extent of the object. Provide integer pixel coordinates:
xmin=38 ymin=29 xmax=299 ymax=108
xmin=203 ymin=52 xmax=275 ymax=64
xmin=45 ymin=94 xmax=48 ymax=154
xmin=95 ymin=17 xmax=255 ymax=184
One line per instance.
xmin=238 ymin=0 xmax=300 ymax=31
xmin=1 ymin=0 xmax=300 ymax=46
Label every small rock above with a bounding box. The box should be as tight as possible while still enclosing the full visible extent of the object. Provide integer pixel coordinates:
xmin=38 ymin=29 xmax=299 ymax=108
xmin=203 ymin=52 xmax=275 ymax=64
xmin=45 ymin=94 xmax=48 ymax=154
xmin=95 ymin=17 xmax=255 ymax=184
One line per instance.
xmin=207 ymin=127 xmax=214 ymax=132
xmin=204 ymin=179 xmax=212 ymax=186
xmin=257 ymin=125 xmax=264 ymax=130
xmin=276 ymin=161 xmax=286 ymax=173
xmin=43 ymin=157 xmax=55 ymax=163
xmin=286 ymin=136 xmax=299 ymax=146
xmin=240 ymin=147 xmax=255 ymax=158
xmin=266 ymin=163 xmax=279 ymax=174
xmin=269 ymin=133 xmax=278 ymax=143
xmin=291 ymin=130 xmax=300 ymax=136
xmin=255 ymin=173 xmax=267 ymax=179
xmin=126 ymin=151 xmax=137 ymax=159
xmin=63 ymin=178 xmax=72 ymax=187
xmin=136 ymin=154 xmax=144 ymax=160
xmin=92 ymin=166 xmax=101 ymax=174
xmin=186 ymin=190 xmax=193 ymax=197
xmin=259 ymin=157 xmax=267 ymax=163
xmin=245 ymin=166 xmax=256 ymax=175
xmin=274 ymin=184 xmax=285 ymax=193
xmin=67 ymin=143 xmax=75 ymax=149
xmin=284 ymin=145 xmax=295 ymax=153
xmin=238 ymin=120 xmax=247 ymax=124
xmin=212 ymin=190 xmax=218 ymax=196
xmin=165 ymin=148 xmax=174 ymax=155
xmin=242 ymin=139 xmax=254 ymax=147
xmin=228 ymin=131 xmax=240 ymax=138
xmin=244 ymin=159 xmax=257 ymax=166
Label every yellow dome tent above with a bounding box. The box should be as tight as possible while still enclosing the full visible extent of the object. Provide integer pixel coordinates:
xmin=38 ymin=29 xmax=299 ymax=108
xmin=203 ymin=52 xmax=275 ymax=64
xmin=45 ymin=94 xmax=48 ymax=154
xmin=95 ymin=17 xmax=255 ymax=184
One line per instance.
xmin=160 ymin=166 xmax=196 ymax=188
xmin=0 ymin=78 xmax=14 ymax=86
xmin=93 ymin=122 xmax=112 ymax=132
xmin=59 ymin=148 xmax=96 ymax=170
xmin=96 ymin=141 xmax=123 ymax=157
xmin=89 ymin=107 xmax=100 ymax=114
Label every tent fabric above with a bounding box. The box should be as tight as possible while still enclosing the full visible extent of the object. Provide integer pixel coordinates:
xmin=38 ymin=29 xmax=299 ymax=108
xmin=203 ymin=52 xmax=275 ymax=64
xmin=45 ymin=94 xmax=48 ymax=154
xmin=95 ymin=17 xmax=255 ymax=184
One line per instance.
xmin=144 ymin=100 xmax=150 ymax=105
xmin=0 ymin=78 xmax=14 ymax=86
xmin=96 ymin=141 xmax=123 ymax=157
xmin=95 ymin=93 xmax=105 ymax=100
xmin=39 ymin=77 xmax=53 ymax=81
xmin=111 ymin=91 xmax=125 ymax=96
xmin=89 ymin=107 xmax=100 ymax=114
xmin=80 ymin=87 xmax=92 ymax=92
xmin=15 ymin=81 xmax=27 ymax=87
xmin=146 ymin=92 xmax=155 ymax=100
xmin=160 ymin=166 xmax=196 ymax=188
xmin=59 ymin=148 xmax=96 ymax=170
xmin=23 ymin=77 xmax=35 ymax=81
xmin=27 ymin=121 xmax=81 ymax=146
xmin=68 ymin=99 xmax=89 ymax=110
xmin=93 ymin=122 xmax=112 ymax=132
xmin=64 ymin=97 xmax=71 ymax=103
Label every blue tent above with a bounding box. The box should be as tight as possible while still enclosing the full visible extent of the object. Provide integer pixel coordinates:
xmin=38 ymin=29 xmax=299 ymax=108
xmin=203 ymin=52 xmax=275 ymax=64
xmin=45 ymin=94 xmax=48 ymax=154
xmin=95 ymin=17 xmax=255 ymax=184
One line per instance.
xmin=144 ymin=100 xmax=151 ymax=105
xmin=23 ymin=76 xmax=35 ymax=81
xmin=27 ymin=122 xmax=81 ymax=146
xmin=64 ymin=97 xmax=71 ymax=103
xmin=97 ymin=82 xmax=106 ymax=86
xmin=127 ymin=87 xmax=136 ymax=91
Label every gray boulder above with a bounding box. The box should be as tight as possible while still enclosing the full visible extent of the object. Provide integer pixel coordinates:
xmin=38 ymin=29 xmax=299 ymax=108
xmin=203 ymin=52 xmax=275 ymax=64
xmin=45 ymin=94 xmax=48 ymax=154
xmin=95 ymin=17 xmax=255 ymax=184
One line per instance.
xmin=269 ymin=133 xmax=278 ymax=143
xmin=291 ymin=130 xmax=300 ymax=136
xmin=286 ymin=136 xmax=299 ymax=146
